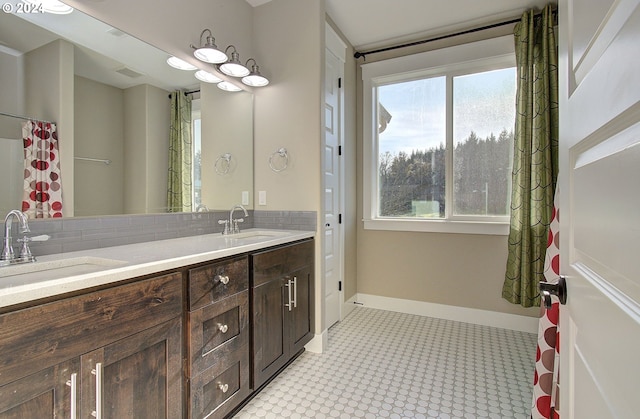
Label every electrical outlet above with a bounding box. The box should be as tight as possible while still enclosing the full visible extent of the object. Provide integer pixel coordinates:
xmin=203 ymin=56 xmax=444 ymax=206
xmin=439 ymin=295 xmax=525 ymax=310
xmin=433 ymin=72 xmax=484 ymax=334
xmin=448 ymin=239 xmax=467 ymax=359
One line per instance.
xmin=259 ymin=190 xmax=267 ymax=206
xmin=242 ymin=191 xmax=249 ymax=205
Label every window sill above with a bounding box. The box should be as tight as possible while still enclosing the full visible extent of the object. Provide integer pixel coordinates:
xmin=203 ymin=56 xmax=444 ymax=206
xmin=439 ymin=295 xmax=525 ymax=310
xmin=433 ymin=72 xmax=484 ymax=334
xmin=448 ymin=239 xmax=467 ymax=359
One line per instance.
xmin=363 ymin=218 xmax=509 ymax=236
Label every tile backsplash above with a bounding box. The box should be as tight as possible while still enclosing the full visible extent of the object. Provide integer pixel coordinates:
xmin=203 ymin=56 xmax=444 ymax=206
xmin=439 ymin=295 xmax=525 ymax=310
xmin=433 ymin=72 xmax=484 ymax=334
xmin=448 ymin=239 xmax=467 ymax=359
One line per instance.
xmin=2 ymin=210 xmax=316 ymax=257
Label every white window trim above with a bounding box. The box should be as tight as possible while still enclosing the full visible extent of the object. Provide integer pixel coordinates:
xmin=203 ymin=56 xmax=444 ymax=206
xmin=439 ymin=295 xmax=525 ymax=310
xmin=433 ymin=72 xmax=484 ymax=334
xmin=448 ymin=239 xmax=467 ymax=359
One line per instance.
xmin=362 ymin=35 xmax=515 ymax=235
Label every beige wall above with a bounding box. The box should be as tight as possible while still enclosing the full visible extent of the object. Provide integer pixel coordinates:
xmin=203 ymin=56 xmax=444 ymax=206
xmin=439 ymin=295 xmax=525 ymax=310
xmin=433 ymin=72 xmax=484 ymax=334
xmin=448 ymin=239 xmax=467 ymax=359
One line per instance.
xmin=355 ymin=25 xmax=538 ymax=318
xmin=64 ymin=0 xmax=254 ymax=76
xmin=0 ymin=50 xmax=25 ymax=215
xmin=200 ymin=83 xmax=253 ymax=211
xmin=74 ymin=76 xmax=124 ymax=216
xmin=253 ymin=0 xmax=324 ymax=331
xmin=123 ymin=84 xmax=171 ymax=214
xmin=74 ymin=80 xmax=170 ymax=216
xmin=0 ymin=50 xmax=24 ymax=139
xmin=145 ymin=85 xmax=171 ymax=213
xmin=24 ymin=40 xmax=75 ymax=216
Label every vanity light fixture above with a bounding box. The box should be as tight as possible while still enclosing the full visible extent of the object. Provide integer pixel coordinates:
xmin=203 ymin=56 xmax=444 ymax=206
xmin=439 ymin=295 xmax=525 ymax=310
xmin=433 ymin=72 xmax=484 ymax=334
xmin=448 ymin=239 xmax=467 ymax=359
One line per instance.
xmin=217 ymin=81 xmax=242 ymax=92
xmin=195 ymin=70 xmax=223 ymax=84
xmin=167 ymin=56 xmax=198 ymax=71
xmin=219 ymin=46 xmax=250 ymax=77
xmin=192 ymin=29 xmax=228 ymax=64
xmin=241 ymin=58 xmax=269 ymax=87
xmin=24 ymin=0 xmax=73 ymax=14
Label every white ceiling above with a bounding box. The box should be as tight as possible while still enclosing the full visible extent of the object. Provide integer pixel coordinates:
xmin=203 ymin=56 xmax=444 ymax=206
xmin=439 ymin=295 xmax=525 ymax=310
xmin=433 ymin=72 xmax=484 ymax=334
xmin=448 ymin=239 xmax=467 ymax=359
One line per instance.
xmin=249 ymin=0 xmax=553 ymax=51
xmin=326 ymin=0 xmax=554 ymax=50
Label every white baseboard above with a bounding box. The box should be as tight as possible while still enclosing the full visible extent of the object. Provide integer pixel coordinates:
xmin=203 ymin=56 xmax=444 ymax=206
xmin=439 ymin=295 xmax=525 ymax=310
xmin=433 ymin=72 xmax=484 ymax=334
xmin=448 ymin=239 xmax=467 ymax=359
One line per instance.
xmin=342 ymin=294 xmax=358 ymax=320
xmin=305 ymin=331 xmax=327 ymax=354
xmin=354 ymin=293 xmax=538 ymax=333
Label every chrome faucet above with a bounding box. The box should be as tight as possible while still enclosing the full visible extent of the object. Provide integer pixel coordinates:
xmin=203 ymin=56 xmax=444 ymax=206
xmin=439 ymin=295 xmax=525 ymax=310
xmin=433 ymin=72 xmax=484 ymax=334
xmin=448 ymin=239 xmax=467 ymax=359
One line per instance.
xmin=1 ymin=210 xmax=32 ymax=262
xmin=219 ymin=205 xmax=249 ymax=235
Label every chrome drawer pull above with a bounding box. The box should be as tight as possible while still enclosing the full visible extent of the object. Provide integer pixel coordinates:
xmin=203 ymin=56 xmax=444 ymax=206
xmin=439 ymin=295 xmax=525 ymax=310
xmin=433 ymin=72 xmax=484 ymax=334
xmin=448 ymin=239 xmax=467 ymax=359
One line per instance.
xmin=91 ymin=363 xmax=102 ymax=419
xmin=215 ymin=274 xmax=230 ymax=285
xmin=217 ymin=323 xmax=229 ymax=333
xmin=292 ymin=276 xmax=297 ymax=308
xmin=218 ymin=383 xmax=229 ymax=393
xmin=66 ymin=372 xmax=77 ymax=419
xmin=284 ymin=278 xmax=293 ymax=311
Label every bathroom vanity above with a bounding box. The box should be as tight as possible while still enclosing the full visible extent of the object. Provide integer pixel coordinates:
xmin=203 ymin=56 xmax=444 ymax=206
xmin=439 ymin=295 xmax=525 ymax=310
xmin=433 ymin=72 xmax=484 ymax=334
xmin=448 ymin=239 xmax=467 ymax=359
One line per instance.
xmin=0 ymin=229 xmax=315 ymax=419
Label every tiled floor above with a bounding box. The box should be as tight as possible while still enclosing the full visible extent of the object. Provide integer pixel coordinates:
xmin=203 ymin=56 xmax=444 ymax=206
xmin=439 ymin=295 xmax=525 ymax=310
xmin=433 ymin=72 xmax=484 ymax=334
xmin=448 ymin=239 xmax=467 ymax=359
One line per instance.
xmin=235 ymin=307 xmax=537 ymax=419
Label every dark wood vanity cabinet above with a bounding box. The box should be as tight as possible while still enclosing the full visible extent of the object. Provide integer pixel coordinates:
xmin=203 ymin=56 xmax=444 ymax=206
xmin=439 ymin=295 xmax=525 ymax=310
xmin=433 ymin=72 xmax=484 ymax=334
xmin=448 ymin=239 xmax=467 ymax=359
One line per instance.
xmin=0 ymin=237 xmax=314 ymax=419
xmin=187 ymin=256 xmax=251 ymax=419
xmin=0 ymin=272 xmax=183 ymax=419
xmin=251 ymin=239 xmax=315 ymax=389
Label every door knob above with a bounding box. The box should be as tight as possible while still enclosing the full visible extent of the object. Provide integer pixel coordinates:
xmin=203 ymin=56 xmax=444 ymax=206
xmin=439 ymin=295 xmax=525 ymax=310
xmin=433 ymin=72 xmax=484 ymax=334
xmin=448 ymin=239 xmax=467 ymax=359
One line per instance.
xmin=539 ymin=276 xmax=567 ymax=309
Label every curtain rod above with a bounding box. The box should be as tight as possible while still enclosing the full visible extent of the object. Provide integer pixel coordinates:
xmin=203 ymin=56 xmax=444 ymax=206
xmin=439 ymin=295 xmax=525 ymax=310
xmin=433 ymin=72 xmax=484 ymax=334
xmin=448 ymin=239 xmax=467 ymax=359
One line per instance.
xmin=168 ymin=89 xmax=200 ymax=99
xmin=0 ymin=111 xmax=56 ymax=124
xmin=353 ymin=8 xmax=557 ymax=60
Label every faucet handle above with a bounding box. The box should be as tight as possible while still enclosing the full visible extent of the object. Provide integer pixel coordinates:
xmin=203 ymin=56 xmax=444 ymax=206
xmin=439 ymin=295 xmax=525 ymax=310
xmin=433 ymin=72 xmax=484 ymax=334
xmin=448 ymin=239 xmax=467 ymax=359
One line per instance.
xmin=232 ymin=218 xmax=245 ymax=234
xmin=17 ymin=235 xmax=41 ymax=261
xmin=218 ymin=219 xmax=230 ymax=235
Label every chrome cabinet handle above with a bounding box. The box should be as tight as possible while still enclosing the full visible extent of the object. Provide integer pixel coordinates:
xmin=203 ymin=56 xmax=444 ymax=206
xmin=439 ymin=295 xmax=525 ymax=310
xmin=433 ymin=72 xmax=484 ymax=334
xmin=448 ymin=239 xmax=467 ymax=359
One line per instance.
xmin=216 ymin=274 xmax=230 ymax=285
xmin=217 ymin=323 xmax=229 ymax=333
xmin=292 ymin=276 xmax=298 ymax=308
xmin=218 ymin=383 xmax=229 ymax=393
xmin=284 ymin=278 xmax=293 ymax=311
xmin=66 ymin=372 xmax=77 ymax=419
xmin=91 ymin=363 xmax=102 ymax=419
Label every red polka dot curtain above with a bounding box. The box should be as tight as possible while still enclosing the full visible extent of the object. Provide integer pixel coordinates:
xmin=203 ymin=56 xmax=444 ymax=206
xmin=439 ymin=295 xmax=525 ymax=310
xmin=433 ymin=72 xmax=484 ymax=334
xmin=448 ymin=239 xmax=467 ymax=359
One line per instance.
xmin=21 ymin=120 xmax=63 ymax=218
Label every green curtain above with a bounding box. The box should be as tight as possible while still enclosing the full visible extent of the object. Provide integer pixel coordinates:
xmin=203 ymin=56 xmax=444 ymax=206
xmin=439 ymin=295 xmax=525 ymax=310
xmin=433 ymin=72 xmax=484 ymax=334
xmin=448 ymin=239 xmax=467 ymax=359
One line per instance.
xmin=502 ymin=4 xmax=559 ymax=307
xmin=167 ymin=91 xmax=193 ymax=212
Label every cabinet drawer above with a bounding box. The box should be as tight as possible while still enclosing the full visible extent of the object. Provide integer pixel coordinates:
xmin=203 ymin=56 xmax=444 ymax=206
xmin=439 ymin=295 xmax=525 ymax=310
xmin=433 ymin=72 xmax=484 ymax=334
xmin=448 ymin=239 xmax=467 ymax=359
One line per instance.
xmin=252 ymin=239 xmax=313 ymax=287
xmin=188 ymin=291 xmax=249 ymax=376
xmin=0 ymin=272 xmax=182 ymax=387
xmin=189 ymin=256 xmax=248 ymax=311
xmin=189 ymin=348 xmax=251 ymax=419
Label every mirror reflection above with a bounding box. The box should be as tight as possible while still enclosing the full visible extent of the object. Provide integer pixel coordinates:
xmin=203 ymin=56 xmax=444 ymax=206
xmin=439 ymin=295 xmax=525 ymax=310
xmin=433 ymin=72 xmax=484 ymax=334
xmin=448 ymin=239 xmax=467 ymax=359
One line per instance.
xmin=0 ymin=4 xmax=253 ymax=219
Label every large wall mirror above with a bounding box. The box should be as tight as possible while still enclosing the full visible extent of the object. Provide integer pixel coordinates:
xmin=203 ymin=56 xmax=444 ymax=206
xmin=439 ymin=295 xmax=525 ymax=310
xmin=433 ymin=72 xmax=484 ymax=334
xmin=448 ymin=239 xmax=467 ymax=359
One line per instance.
xmin=0 ymin=3 xmax=253 ymax=219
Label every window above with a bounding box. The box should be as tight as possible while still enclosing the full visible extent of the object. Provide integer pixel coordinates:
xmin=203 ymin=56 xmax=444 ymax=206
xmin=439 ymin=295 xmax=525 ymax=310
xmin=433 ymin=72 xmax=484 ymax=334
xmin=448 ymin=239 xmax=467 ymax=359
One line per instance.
xmin=362 ymin=36 xmax=516 ymax=234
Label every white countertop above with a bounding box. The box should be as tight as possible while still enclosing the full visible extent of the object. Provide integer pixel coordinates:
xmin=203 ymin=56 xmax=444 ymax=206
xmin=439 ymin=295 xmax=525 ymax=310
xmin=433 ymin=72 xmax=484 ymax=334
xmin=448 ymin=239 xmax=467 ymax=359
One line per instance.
xmin=0 ymin=229 xmax=314 ymax=309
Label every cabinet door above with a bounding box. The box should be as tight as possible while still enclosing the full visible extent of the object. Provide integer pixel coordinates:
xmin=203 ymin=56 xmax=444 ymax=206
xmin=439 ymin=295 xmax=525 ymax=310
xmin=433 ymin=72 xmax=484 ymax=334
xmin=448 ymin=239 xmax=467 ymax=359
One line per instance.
xmin=0 ymin=358 xmax=79 ymax=419
xmin=81 ymin=317 xmax=183 ymax=419
xmin=252 ymin=277 xmax=288 ymax=389
xmin=289 ymin=267 xmax=314 ymax=355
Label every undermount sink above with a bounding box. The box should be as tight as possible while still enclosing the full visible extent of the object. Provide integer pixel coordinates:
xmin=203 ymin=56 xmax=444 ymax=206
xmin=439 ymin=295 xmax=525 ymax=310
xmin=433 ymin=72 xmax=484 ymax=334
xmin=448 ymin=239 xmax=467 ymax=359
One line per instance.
xmin=228 ymin=230 xmax=289 ymax=240
xmin=0 ymin=256 xmax=126 ymax=278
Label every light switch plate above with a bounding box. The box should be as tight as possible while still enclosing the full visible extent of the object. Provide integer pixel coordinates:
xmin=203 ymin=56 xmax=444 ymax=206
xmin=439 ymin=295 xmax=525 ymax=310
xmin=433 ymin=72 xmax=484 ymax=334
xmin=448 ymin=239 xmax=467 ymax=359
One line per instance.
xmin=242 ymin=191 xmax=249 ymax=205
xmin=259 ymin=190 xmax=267 ymax=206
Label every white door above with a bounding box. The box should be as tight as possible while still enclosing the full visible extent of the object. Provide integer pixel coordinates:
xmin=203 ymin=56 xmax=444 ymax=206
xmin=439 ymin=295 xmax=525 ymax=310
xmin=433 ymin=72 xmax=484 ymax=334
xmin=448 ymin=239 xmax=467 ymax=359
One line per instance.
xmin=323 ymin=26 xmax=345 ymax=329
xmin=559 ymin=0 xmax=640 ymax=417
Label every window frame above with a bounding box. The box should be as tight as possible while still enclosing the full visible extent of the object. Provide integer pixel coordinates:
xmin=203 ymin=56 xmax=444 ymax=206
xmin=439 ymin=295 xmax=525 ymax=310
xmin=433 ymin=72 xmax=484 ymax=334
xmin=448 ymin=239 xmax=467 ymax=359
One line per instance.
xmin=362 ymin=35 xmax=516 ymax=235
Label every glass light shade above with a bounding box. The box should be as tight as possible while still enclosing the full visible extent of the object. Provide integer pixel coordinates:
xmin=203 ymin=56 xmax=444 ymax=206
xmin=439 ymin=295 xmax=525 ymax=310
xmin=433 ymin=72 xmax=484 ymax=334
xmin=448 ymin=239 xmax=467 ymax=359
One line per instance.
xmin=242 ymin=64 xmax=269 ymax=86
xmin=219 ymin=62 xmax=250 ymax=77
xmin=167 ymin=56 xmax=198 ymax=71
xmin=195 ymin=70 xmax=223 ymax=84
xmin=194 ymin=47 xmax=228 ymax=64
xmin=24 ymin=0 xmax=73 ymax=14
xmin=217 ymin=81 xmax=242 ymax=92
xmin=219 ymin=50 xmax=249 ymax=77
